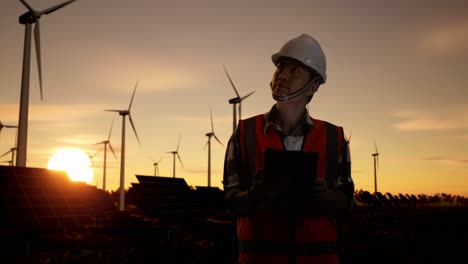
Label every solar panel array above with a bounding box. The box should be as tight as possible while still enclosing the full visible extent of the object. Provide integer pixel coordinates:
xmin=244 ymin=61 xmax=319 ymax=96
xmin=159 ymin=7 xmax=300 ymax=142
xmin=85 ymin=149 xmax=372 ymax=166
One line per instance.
xmin=0 ymin=165 xmax=100 ymax=234
xmin=128 ymin=175 xmax=204 ymax=221
xmin=192 ymin=186 xmax=225 ymax=212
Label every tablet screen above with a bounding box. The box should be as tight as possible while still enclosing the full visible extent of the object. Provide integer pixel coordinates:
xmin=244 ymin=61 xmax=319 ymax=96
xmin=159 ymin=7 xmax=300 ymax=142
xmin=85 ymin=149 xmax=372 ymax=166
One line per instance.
xmin=263 ymin=148 xmax=318 ymax=186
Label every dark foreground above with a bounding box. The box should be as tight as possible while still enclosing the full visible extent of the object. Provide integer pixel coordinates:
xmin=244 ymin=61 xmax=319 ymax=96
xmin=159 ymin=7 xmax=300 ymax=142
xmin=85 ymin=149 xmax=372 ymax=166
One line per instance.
xmin=4 ymin=204 xmax=468 ymax=264
xmin=1 ymin=167 xmax=467 ymax=263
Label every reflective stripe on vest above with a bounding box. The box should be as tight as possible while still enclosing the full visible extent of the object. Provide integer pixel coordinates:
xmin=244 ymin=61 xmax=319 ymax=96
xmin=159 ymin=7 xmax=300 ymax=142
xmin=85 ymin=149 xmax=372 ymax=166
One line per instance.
xmin=237 ymin=114 xmax=343 ymax=263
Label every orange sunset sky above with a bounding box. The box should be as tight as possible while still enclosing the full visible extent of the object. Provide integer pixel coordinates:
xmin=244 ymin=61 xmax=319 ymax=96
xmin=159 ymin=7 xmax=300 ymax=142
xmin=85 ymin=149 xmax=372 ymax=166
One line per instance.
xmin=1 ymin=0 xmax=467 ymax=196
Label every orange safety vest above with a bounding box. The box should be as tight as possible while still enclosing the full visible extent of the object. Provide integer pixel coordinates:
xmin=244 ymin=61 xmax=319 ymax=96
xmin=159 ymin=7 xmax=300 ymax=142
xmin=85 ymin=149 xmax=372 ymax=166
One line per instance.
xmin=237 ymin=114 xmax=343 ymax=264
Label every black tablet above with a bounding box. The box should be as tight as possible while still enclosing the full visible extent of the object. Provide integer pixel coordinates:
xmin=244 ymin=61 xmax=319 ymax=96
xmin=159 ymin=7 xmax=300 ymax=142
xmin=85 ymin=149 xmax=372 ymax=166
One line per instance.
xmin=263 ymin=148 xmax=318 ymax=186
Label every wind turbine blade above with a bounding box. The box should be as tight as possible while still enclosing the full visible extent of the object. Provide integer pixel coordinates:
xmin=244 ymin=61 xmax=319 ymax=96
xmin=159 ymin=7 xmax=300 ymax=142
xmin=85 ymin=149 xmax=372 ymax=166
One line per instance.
xmin=222 ymin=64 xmax=240 ymax=97
xmin=176 ymin=153 xmax=184 ymax=168
xmin=374 ymin=140 xmax=378 ymax=153
xmin=203 ymin=140 xmax=208 ymax=150
xmin=41 ymin=0 xmax=76 ymax=15
xmin=108 ymin=143 xmax=117 ymax=160
xmin=19 ymin=0 xmax=34 ymax=12
xmin=176 ymin=135 xmax=181 ymax=151
xmin=34 ymin=20 xmax=43 ymax=101
xmin=214 ymin=134 xmax=224 ymax=147
xmin=238 ymin=103 xmax=242 ymax=121
xmin=128 ymin=115 xmax=141 ymax=146
xmin=157 ymin=153 xmax=165 ymax=163
xmin=0 ymin=150 xmax=11 ymax=159
xmin=104 ymin=109 xmax=122 ymax=113
xmin=128 ymin=81 xmax=138 ymax=111
xmin=90 ymin=149 xmax=102 ymax=159
xmin=240 ymin=91 xmax=255 ymax=101
xmin=210 ymin=106 xmax=214 ymax=133
xmin=108 ymin=118 xmax=114 ymax=140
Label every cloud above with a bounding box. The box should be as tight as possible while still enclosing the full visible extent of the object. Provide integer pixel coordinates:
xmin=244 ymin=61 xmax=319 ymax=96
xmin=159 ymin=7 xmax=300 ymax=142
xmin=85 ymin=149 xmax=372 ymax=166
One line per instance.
xmin=88 ymin=50 xmax=208 ymax=93
xmin=0 ymin=103 xmax=110 ymax=122
xmin=420 ymin=20 xmax=468 ymax=57
xmin=421 ymin=156 xmax=446 ymax=161
xmin=421 ymin=156 xmax=468 ymax=164
xmin=392 ymin=105 xmax=468 ymax=132
xmin=29 ymin=103 xmax=107 ymax=122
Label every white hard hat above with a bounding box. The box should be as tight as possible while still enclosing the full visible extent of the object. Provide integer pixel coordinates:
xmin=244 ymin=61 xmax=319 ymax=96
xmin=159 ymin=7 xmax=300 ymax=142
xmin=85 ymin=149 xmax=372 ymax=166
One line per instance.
xmin=272 ymin=34 xmax=327 ymax=84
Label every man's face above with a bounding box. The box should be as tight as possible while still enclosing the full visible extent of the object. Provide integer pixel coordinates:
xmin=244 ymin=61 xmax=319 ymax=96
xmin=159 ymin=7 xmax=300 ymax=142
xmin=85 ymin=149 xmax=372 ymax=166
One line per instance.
xmin=271 ymin=57 xmax=316 ymax=102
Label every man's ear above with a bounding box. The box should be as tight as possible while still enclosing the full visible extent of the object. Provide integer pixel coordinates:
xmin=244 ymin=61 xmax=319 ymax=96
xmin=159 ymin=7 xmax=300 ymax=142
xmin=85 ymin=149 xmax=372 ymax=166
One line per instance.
xmin=306 ymin=80 xmax=320 ymax=95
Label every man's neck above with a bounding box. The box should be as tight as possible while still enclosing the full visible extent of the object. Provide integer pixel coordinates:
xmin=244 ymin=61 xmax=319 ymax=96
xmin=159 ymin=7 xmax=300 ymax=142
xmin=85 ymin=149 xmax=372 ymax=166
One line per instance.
xmin=274 ymin=102 xmax=307 ymax=134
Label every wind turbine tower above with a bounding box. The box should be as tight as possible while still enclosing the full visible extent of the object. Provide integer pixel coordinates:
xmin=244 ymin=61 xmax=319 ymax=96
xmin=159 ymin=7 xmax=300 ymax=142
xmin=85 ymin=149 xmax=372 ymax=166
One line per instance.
xmin=105 ymin=82 xmax=141 ymax=211
xmin=16 ymin=0 xmax=77 ymax=167
xmin=223 ymin=65 xmax=255 ymax=132
xmin=167 ymin=136 xmax=183 ymax=178
xmin=372 ymin=141 xmax=380 ymax=194
xmin=95 ymin=119 xmax=117 ymax=191
xmin=205 ymin=107 xmax=223 ymax=187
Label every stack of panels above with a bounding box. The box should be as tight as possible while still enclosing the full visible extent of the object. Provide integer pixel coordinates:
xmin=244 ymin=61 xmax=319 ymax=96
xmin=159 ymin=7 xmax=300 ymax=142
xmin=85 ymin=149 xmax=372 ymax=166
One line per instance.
xmin=193 ymin=186 xmax=225 ymax=212
xmin=130 ymin=175 xmax=202 ymax=220
xmin=0 ymin=166 xmax=93 ymax=233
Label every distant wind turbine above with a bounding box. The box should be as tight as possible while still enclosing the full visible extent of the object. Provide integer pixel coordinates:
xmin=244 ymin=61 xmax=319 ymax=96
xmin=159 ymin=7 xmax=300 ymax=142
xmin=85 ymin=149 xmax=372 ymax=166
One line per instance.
xmin=86 ymin=149 xmax=101 ymax=168
xmin=0 ymin=160 xmax=13 ymax=166
xmin=152 ymin=155 xmax=164 ymax=176
xmin=223 ymin=65 xmax=255 ymax=132
xmin=15 ymin=0 xmax=77 ymax=167
xmin=345 ymin=130 xmax=352 ymax=144
xmin=167 ymin=136 xmax=183 ymax=178
xmin=0 ymin=121 xmax=18 ymax=146
xmin=372 ymin=140 xmax=380 ymax=194
xmin=95 ymin=118 xmax=117 ymax=191
xmin=204 ymin=106 xmax=223 ymax=187
xmin=105 ymin=81 xmax=141 ymax=211
xmin=1 ymin=147 xmax=17 ymax=167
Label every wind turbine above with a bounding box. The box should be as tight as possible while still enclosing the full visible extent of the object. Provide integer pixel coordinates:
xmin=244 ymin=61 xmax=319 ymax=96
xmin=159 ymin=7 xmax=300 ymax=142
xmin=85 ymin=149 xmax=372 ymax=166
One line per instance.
xmin=205 ymin=106 xmax=223 ymax=187
xmin=222 ymin=65 xmax=255 ymax=132
xmin=1 ymin=147 xmax=17 ymax=167
xmin=152 ymin=155 xmax=164 ymax=176
xmin=345 ymin=130 xmax=352 ymax=144
xmin=0 ymin=160 xmax=13 ymax=166
xmin=105 ymin=81 xmax=141 ymax=211
xmin=95 ymin=119 xmax=117 ymax=191
xmin=167 ymin=136 xmax=183 ymax=178
xmin=0 ymin=121 xmax=18 ymax=146
xmin=15 ymin=0 xmax=77 ymax=167
xmin=372 ymin=140 xmax=380 ymax=194
xmin=86 ymin=149 xmax=101 ymax=171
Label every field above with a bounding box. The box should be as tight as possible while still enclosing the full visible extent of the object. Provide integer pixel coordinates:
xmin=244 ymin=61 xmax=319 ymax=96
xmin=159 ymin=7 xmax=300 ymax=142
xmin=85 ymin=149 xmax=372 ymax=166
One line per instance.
xmin=4 ymin=202 xmax=468 ymax=264
xmin=1 ymin=167 xmax=467 ymax=263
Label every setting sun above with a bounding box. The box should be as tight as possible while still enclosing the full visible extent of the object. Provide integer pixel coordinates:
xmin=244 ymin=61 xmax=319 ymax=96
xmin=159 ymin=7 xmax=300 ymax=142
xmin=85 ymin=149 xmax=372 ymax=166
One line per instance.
xmin=47 ymin=148 xmax=94 ymax=184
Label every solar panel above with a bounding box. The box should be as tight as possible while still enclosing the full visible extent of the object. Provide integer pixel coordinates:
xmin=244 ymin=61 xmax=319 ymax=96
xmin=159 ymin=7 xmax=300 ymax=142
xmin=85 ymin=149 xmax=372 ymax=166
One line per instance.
xmin=0 ymin=165 xmax=110 ymax=234
xmin=128 ymin=175 xmax=203 ymax=221
xmin=193 ymin=186 xmax=225 ymax=212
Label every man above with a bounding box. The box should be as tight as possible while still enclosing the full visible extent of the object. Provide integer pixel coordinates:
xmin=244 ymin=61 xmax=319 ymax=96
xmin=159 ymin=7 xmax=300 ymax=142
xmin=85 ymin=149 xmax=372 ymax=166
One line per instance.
xmin=223 ymin=34 xmax=354 ymax=264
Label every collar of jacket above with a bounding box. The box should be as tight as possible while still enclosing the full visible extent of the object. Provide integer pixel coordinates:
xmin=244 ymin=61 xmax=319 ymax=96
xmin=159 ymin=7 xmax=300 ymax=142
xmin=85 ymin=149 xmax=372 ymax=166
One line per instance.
xmin=263 ymin=104 xmax=314 ymax=136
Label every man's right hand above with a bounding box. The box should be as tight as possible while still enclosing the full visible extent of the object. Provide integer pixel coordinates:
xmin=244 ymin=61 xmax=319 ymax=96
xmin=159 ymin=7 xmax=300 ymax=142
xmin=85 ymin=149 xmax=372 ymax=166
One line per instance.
xmin=248 ymin=170 xmax=289 ymax=212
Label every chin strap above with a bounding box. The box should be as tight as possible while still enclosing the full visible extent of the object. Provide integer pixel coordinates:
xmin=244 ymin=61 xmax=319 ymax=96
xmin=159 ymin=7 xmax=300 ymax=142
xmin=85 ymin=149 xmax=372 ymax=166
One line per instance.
xmin=271 ymin=77 xmax=318 ymax=102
